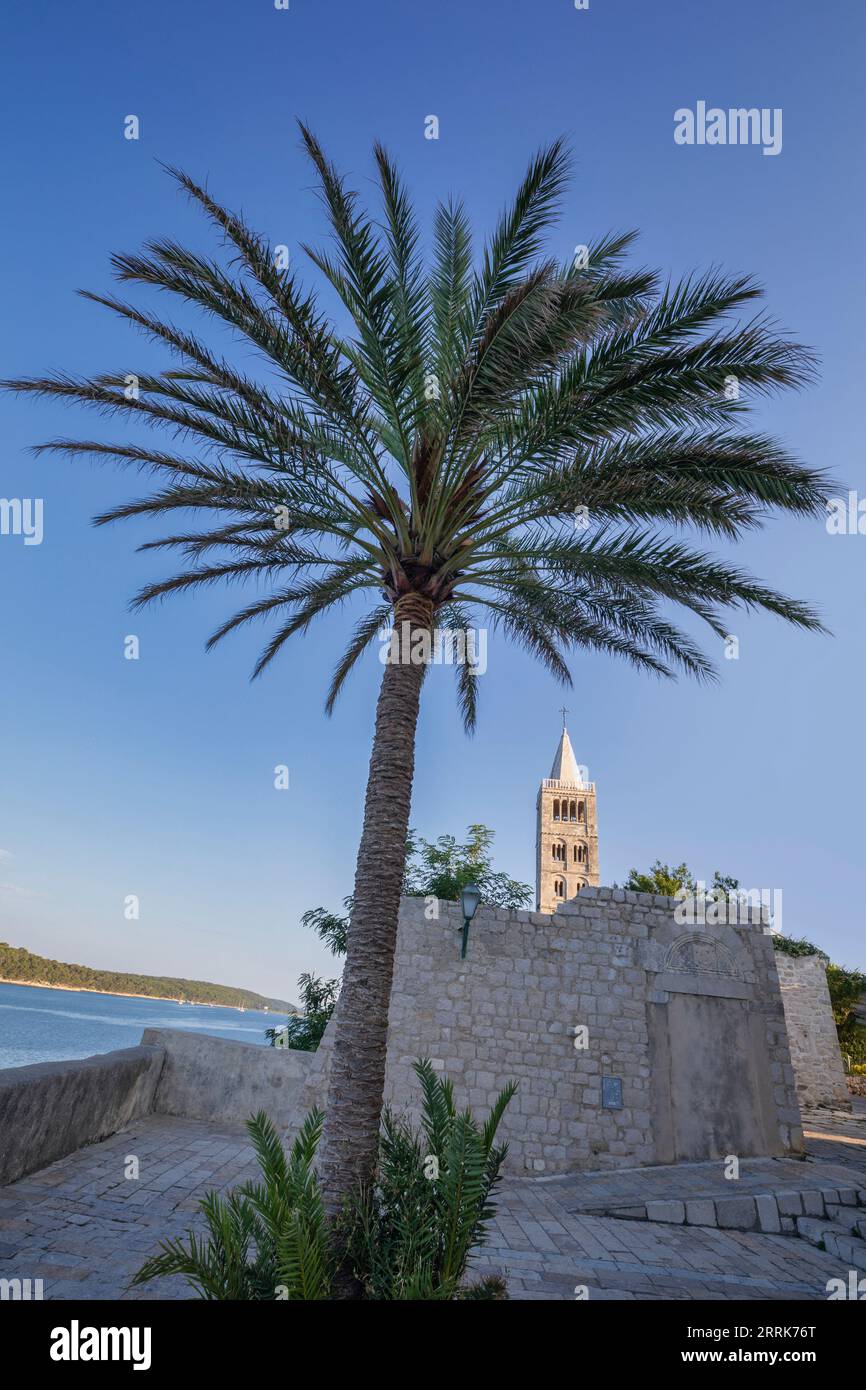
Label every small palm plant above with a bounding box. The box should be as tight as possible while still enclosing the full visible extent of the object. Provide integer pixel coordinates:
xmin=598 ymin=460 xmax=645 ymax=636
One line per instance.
xmin=129 ymin=1062 xmax=514 ymax=1301
xmin=3 ymin=128 xmax=830 ymax=1223
xmin=348 ymin=1060 xmax=515 ymax=1299
xmin=130 ymin=1109 xmax=334 ymax=1301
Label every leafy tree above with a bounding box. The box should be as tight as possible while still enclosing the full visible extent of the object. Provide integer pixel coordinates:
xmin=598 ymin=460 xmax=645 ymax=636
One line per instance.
xmin=298 ymin=824 xmax=529 ymax=969
xmin=275 ymin=826 xmax=529 ymax=1051
xmin=270 ymin=974 xmax=340 ymax=1052
xmin=301 ymin=900 xmax=352 ymax=959
xmin=4 ymin=129 xmax=829 ymax=1233
xmin=404 ymin=823 xmax=532 ymax=908
xmin=622 ymin=861 xmax=695 ymax=896
xmin=621 ymin=861 xmax=737 ymax=898
xmin=303 ymin=826 xmax=530 ymax=938
xmin=709 ymin=872 xmax=742 ymax=899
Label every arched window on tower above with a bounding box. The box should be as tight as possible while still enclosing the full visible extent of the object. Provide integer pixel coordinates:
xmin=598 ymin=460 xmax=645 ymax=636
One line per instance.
xmin=578 ymin=801 xmax=585 ymax=822
xmin=553 ymin=799 xmax=560 ymax=821
xmin=569 ymin=800 xmax=577 ymax=821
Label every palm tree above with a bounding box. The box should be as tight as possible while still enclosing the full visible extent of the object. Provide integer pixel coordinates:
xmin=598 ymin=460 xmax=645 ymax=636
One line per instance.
xmin=4 ymin=128 xmax=829 ymax=1230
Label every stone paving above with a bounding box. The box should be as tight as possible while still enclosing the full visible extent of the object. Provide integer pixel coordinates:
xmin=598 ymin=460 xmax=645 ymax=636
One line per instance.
xmin=0 ymin=1116 xmax=261 ymax=1301
xmin=0 ymin=1106 xmax=864 ymax=1301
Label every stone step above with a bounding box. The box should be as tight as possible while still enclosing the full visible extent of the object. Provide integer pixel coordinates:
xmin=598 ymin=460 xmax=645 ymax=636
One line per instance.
xmin=796 ymin=1217 xmax=866 ymax=1270
xmin=826 ymin=1204 xmax=866 ymax=1239
xmin=608 ymin=1184 xmax=866 ymax=1233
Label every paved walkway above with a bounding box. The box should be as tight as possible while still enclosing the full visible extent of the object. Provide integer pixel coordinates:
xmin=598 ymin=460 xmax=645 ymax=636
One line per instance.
xmin=0 ymin=1107 xmax=864 ymax=1301
xmin=0 ymin=1117 xmax=261 ymax=1301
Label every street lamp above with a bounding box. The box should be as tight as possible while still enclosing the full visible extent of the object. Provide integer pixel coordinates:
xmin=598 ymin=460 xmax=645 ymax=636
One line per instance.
xmin=458 ymin=883 xmax=482 ymax=958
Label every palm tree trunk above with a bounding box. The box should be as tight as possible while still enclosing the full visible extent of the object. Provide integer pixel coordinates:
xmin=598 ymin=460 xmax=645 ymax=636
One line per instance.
xmin=317 ymin=594 xmax=431 ymax=1243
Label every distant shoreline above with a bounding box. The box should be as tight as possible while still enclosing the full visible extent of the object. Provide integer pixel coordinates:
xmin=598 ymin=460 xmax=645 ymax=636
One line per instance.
xmin=0 ymin=977 xmax=250 ymax=1010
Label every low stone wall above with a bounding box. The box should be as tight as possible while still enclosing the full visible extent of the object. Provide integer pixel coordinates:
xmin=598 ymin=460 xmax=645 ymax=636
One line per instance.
xmin=774 ymin=952 xmax=849 ymax=1108
xmin=0 ymin=1045 xmax=165 ymax=1185
xmin=0 ymin=1031 xmax=317 ymax=1185
xmin=141 ymin=1028 xmax=316 ymax=1129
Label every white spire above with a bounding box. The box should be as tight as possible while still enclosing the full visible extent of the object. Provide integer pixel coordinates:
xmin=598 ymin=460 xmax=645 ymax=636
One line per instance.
xmin=549 ymin=727 xmax=584 ymax=786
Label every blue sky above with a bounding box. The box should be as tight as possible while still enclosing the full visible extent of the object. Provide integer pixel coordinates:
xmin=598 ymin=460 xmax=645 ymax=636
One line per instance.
xmin=1 ymin=0 xmax=863 ymax=1000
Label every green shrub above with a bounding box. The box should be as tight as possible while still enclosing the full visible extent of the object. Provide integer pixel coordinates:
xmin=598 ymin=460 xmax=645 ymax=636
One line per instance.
xmin=130 ymin=1061 xmax=515 ymax=1301
xmin=277 ymin=973 xmax=339 ymax=1052
xmin=130 ymin=1108 xmax=333 ymax=1300
xmin=826 ymin=962 xmax=866 ymax=1028
xmin=770 ymin=933 xmax=825 ymax=959
xmin=346 ymin=1059 xmax=516 ymax=1299
xmin=838 ymin=1024 xmax=866 ymax=1070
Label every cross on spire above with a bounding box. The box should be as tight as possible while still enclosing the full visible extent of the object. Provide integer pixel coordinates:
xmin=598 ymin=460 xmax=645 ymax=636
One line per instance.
xmin=559 ymin=705 xmax=569 ymax=730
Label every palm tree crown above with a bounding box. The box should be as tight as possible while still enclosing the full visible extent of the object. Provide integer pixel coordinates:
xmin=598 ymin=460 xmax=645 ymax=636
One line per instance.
xmin=6 ymin=128 xmax=827 ymax=718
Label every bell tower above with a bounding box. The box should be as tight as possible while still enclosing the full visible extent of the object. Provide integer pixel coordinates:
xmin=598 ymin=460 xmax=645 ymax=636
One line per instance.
xmin=536 ymin=714 xmax=599 ymax=912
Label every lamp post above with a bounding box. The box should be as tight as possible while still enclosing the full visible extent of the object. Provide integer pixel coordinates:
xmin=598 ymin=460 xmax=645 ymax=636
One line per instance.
xmin=458 ymin=883 xmax=482 ymax=958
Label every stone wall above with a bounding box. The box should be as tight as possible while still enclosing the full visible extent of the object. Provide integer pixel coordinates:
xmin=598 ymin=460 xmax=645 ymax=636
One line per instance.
xmin=0 ymin=1045 xmax=165 ymax=1185
xmin=0 ymin=1031 xmax=319 ymax=1186
xmin=308 ymin=888 xmax=803 ymax=1175
xmin=141 ymin=1027 xmax=316 ymax=1128
xmin=773 ymin=951 xmax=849 ymax=1108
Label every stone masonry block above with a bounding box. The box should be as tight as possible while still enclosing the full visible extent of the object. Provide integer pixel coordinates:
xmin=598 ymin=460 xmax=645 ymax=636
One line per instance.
xmin=684 ymin=1199 xmax=717 ymax=1227
xmin=645 ymin=1200 xmax=685 ymax=1224
xmin=755 ymin=1194 xmax=781 ymax=1233
xmin=715 ymin=1196 xmax=757 ymax=1230
xmin=776 ymin=1190 xmax=804 ymax=1217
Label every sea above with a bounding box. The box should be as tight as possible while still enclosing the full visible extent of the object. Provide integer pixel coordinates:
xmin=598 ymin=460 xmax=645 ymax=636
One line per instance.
xmin=0 ymin=981 xmax=280 ymax=1070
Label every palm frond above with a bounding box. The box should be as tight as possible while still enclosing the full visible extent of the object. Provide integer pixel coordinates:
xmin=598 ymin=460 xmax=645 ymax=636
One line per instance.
xmin=2 ymin=128 xmax=827 ymax=697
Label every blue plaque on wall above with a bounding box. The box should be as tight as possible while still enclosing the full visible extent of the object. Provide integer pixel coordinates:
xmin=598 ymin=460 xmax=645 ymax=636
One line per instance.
xmin=601 ymin=1077 xmax=623 ymax=1110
